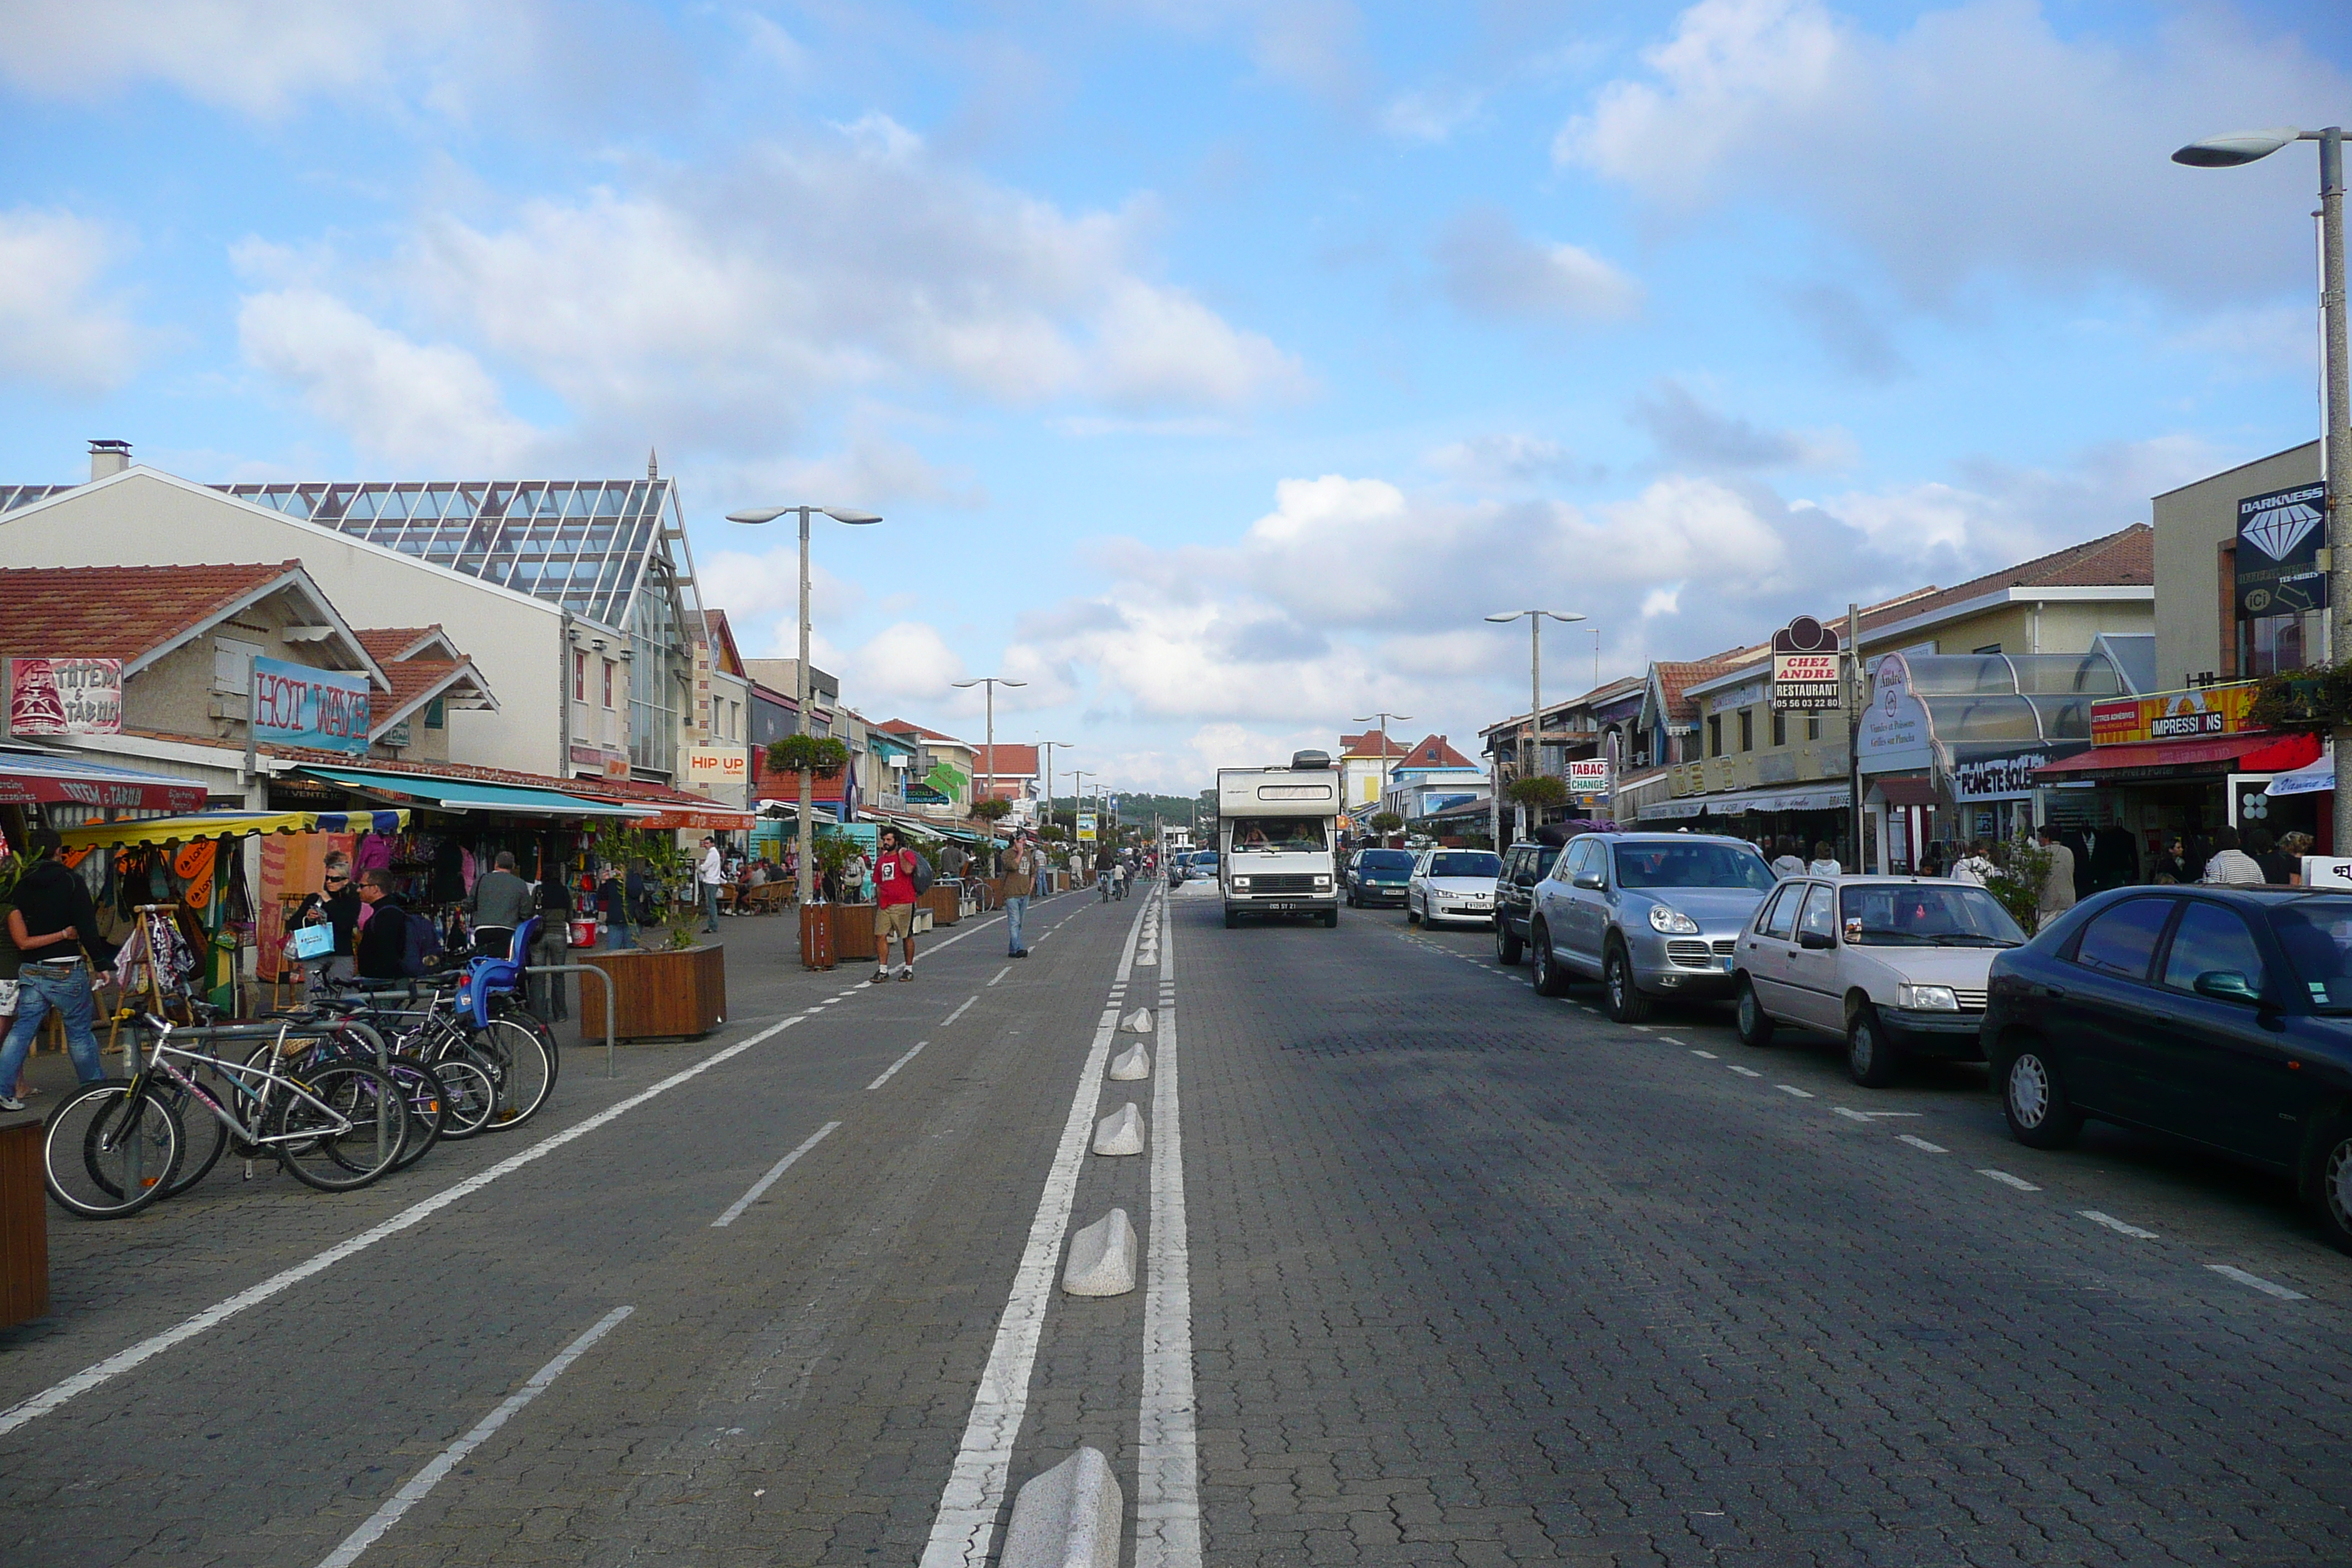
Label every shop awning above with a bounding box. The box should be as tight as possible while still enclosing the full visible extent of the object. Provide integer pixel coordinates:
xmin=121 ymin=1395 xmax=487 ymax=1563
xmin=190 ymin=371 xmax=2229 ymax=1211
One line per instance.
xmin=2269 ymin=745 xmax=2335 ymax=797
xmin=628 ymin=807 xmax=755 ymax=831
xmin=1869 ymin=776 xmax=1940 ymax=807
xmin=59 ymin=808 xmax=411 ymax=851
xmin=0 ymin=750 xmax=209 ymax=814
xmin=295 ymin=764 xmax=648 ymax=818
xmin=2036 ymin=734 xmax=2283 ymax=777
xmin=1643 ymin=783 xmax=1851 ymax=819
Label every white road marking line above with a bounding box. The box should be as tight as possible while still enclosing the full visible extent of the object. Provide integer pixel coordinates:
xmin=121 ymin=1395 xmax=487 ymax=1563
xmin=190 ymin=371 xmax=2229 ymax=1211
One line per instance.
xmin=866 ymin=1041 xmax=932 ymax=1093
xmin=1137 ymin=894 xmax=1199 ymax=1568
xmin=987 ymin=966 xmax=1011 ymax=987
xmin=1774 ymin=1085 xmax=1814 ymax=1098
xmin=711 ymin=1121 xmax=843 ymax=1228
xmin=1690 ymin=1049 xmax=1719 ymax=1060
xmin=1977 ymin=1169 xmax=2041 ymax=1191
xmin=2078 ymin=1210 xmax=2160 ymax=1241
xmin=1832 ymin=1107 xmax=1921 ymax=1121
xmin=1631 ymin=1025 xmax=1654 ymax=1033
xmin=2206 ymin=1264 xmax=2307 ymax=1300
xmin=941 ymin=995 xmax=978 ymax=1028
xmin=1896 ymin=1134 xmax=1948 ymax=1153
xmin=0 ymin=1012 xmax=809 ymax=1439
xmin=1726 ymin=1065 xmax=1763 ymax=1078
xmin=314 ymin=1305 xmax=634 ymax=1568
xmin=921 ymin=893 xmax=1156 ymax=1568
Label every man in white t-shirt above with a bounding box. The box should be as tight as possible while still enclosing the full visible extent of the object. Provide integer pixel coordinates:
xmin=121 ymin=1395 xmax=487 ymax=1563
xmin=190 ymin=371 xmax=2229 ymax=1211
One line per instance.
xmin=697 ymin=837 xmax=725 ymax=932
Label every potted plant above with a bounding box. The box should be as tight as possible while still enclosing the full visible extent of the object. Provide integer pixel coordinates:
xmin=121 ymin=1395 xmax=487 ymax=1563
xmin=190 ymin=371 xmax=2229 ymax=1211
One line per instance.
xmin=576 ymin=822 xmax=729 ymax=1040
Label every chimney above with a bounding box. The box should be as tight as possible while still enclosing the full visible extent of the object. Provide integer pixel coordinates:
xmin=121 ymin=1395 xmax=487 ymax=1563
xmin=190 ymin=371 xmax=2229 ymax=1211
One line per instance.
xmin=88 ymin=440 xmax=132 ymax=481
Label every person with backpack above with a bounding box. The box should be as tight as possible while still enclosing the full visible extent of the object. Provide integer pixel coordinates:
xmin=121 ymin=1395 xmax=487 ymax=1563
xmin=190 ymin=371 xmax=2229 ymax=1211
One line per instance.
xmin=355 ymin=869 xmax=441 ymax=979
xmin=870 ymin=826 xmax=925 ymax=983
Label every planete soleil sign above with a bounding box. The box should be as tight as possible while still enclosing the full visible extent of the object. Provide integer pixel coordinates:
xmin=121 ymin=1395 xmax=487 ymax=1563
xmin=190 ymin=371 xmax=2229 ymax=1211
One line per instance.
xmin=1077 ymin=811 xmax=1098 ymax=842
xmin=252 ymin=656 xmax=372 ymax=755
xmin=5 ymin=657 xmax=122 ymax=736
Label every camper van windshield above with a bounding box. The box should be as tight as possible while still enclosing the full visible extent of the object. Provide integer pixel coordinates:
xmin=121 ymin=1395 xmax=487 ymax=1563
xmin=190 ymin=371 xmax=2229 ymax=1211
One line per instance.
xmin=1232 ymin=818 xmax=1327 ymax=853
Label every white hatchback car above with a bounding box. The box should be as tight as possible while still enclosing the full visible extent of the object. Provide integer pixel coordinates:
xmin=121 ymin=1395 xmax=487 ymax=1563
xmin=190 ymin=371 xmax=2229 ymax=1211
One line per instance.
xmin=1407 ymin=848 xmax=1502 ymax=927
xmin=1730 ymin=875 xmax=2027 ymax=1087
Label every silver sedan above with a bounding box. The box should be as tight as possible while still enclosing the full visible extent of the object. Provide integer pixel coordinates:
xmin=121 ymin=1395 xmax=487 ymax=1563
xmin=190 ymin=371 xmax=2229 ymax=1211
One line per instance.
xmin=1407 ymin=848 xmax=1502 ymax=927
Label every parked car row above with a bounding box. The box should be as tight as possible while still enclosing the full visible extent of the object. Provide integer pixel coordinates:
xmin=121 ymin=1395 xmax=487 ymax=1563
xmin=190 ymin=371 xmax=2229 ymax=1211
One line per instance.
xmin=1409 ymin=829 xmax=2352 ymax=1255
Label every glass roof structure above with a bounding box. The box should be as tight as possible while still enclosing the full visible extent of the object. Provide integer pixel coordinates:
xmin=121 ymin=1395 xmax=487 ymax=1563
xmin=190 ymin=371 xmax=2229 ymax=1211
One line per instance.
xmin=215 ymin=479 xmax=683 ymax=630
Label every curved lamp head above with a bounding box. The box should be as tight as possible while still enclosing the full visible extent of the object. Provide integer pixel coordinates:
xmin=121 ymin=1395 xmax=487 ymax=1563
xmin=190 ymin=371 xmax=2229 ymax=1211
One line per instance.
xmin=952 ymin=677 xmax=1028 ymax=690
xmin=723 ymin=505 xmax=884 ymax=524
xmin=826 ymin=508 xmax=883 ymax=524
xmin=2173 ymin=128 xmax=2302 ymax=167
xmin=1353 ymin=714 xmax=1411 ymax=725
xmin=1485 ymin=609 xmax=1587 ymax=624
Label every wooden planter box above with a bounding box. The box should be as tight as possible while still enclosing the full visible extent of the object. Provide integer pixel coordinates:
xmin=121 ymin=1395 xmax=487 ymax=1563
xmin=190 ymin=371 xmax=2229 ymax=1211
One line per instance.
xmin=797 ymin=902 xmax=835 ymax=970
xmin=0 ymin=1123 xmax=48 ymax=1328
xmin=924 ymin=886 xmax=961 ymax=927
xmin=834 ymin=903 xmax=878 ymax=961
xmin=577 ymin=943 xmax=728 ymax=1041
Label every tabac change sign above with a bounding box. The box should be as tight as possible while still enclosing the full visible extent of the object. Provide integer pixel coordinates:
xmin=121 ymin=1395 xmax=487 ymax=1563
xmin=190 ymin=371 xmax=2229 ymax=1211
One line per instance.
xmin=1567 ymin=758 xmax=1612 ymax=801
xmin=2236 ymin=482 xmax=2329 ymax=617
xmin=252 ymin=656 xmax=372 ymax=755
xmin=5 ymin=657 xmax=122 ymax=736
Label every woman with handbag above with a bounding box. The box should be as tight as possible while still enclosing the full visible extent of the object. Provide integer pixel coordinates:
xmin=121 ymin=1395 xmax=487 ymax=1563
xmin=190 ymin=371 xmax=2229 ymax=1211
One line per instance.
xmin=287 ymin=851 xmax=361 ymax=992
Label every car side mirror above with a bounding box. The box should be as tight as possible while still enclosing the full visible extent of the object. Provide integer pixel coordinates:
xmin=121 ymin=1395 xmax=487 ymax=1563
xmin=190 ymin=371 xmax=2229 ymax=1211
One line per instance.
xmin=1573 ymin=872 xmax=1605 ymax=891
xmin=2193 ymin=970 xmax=2261 ymax=1004
xmin=1798 ymin=930 xmax=1836 ymax=951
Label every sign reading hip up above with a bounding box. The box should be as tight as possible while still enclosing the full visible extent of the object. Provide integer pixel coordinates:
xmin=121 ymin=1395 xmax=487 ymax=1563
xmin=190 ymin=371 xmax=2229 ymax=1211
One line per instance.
xmin=252 ymin=656 xmax=373 ymax=755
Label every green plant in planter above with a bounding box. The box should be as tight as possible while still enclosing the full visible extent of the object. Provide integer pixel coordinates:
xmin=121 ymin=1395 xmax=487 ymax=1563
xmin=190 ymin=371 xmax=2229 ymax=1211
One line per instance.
xmin=1985 ymin=835 xmax=2054 ymax=935
xmin=2248 ymin=664 xmax=2352 ymax=733
xmin=1368 ymin=811 xmax=1404 ymax=834
xmin=970 ymin=797 xmax=1013 ymax=823
xmin=766 ymin=734 xmax=850 ymax=776
xmin=1505 ymin=774 xmax=1569 ymax=809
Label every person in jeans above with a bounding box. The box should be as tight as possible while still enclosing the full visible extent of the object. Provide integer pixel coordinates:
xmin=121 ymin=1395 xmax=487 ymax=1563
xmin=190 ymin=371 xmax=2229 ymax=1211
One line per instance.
xmin=465 ymin=849 xmax=536 ymax=959
xmin=0 ymin=832 xmax=115 ymax=1109
xmin=532 ymin=870 xmax=573 ymax=1020
xmin=870 ymin=827 xmax=922 ymax=982
xmin=697 ymin=837 xmax=725 ymax=932
xmin=1002 ymin=833 xmax=1036 ymax=959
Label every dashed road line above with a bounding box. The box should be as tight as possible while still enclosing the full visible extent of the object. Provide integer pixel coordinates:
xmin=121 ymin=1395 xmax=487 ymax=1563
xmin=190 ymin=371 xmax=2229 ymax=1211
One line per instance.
xmin=1896 ymin=1134 xmax=1948 ymax=1153
xmin=1774 ymin=1084 xmax=1814 ymax=1098
xmin=2207 ymin=1264 xmax=2307 ymax=1300
xmin=1978 ymin=1169 xmax=2041 ymax=1192
xmin=988 ymin=965 xmax=1011 ymax=987
xmin=712 ymin=1121 xmax=842 ymax=1227
xmin=941 ymin=995 xmax=978 ymax=1028
xmin=1690 ymin=1049 xmax=1719 ymax=1060
xmin=2079 ymin=1210 xmax=2160 ymax=1241
xmin=1726 ymin=1065 xmax=1762 ymax=1079
xmin=866 ymin=1041 xmax=932 ymax=1092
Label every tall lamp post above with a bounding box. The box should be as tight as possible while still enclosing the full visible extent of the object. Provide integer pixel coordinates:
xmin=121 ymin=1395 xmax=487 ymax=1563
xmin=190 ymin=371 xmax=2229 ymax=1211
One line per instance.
xmin=2176 ymin=126 xmax=2352 ymax=850
xmin=1039 ymin=739 xmax=1074 ymax=838
xmin=725 ymin=503 xmax=882 ymax=906
xmin=1353 ymin=711 xmax=1411 ymax=840
xmin=953 ymin=674 xmax=1026 ymax=863
xmin=1485 ymin=609 xmax=1587 ymax=844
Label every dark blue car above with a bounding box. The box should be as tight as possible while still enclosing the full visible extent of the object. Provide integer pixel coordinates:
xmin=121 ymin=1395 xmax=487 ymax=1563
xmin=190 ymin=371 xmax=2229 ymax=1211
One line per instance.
xmin=1345 ymin=848 xmax=1414 ymax=908
xmin=1983 ymin=884 xmax=2352 ymax=1254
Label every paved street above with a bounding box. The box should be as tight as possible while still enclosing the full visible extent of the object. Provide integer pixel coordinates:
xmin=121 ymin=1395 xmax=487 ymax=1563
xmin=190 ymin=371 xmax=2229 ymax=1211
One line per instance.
xmin=6 ymin=883 xmax=2352 ymax=1566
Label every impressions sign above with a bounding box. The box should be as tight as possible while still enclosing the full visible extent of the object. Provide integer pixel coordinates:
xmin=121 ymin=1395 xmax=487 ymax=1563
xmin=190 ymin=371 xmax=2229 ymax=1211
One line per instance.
xmin=2090 ymin=682 xmax=2259 ymax=746
xmin=252 ymin=656 xmax=372 ymax=755
xmin=1769 ymin=616 xmax=1844 ymax=712
xmin=2236 ymin=483 xmax=2329 ymax=617
xmin=4 ymin=657 xmax=122 ymax=736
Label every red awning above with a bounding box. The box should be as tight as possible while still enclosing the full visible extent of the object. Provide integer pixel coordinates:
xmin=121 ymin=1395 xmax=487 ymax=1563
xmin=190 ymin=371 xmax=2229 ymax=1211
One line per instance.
xmin=0 ymin=751 xmax=209 ymax=813
xmin=2238 ymin=731 xmax=2323 ymax=772
xmin=2037 ymin=734 xmax=2283 ymax=777
xmin=630 ymin=807 xmax=756 ymax=831
xmin=1871 ymin=776 xmax=1940 ymax=806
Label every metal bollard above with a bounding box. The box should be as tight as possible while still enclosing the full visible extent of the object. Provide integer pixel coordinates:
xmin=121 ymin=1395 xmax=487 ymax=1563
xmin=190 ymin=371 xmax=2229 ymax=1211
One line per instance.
xmin=521 ymin=965 xmax=619 ymax=1078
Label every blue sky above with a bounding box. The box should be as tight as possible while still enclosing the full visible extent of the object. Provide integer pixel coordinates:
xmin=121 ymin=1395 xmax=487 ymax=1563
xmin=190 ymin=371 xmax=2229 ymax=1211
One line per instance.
xmin=2 ymin=0 xmax=2348 ymax=791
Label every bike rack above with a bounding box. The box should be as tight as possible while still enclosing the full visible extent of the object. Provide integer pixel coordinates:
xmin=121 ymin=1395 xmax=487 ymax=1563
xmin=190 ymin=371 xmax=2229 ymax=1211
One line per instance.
xmin=117 ymin=1017 xmax=399 ymax=1185
xmin=520 ymin=964 xmax=619 ymax=1079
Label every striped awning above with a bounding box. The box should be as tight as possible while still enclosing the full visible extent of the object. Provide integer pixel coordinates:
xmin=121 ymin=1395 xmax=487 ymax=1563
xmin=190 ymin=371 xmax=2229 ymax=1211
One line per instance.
xmin=59 ymin=808 xmax=410 ymax=851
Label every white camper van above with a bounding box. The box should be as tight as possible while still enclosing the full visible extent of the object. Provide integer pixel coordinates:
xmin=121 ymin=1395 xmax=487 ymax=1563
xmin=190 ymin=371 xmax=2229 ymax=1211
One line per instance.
xmin=1216 ymin=750 xmax=1343 ymax=928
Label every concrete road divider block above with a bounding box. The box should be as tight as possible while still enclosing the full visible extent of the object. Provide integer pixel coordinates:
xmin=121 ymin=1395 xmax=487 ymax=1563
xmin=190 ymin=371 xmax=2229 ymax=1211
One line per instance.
xmin=1093 ymin=1101 xmax=1146 ymax=1156
xmin=1123 ymin=1008 xmax=1155 ymax=1034
xmin=1108 ymin=1043 xmax=1151 ymax=1081
xmin=1062 ymin=1208 xmax=1137 ymax=1296
xmin=1001 ymin=1447 xmax=1122 ymax=1568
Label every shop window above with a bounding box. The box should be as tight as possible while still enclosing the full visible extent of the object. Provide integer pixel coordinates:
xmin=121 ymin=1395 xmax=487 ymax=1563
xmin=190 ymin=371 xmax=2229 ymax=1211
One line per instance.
xmin=1972 ymin=643 xmax=2002 ymax=655
xmin=1739 ymin=710 xmax=1754 ymax=752
xmin=213 ymin=636 xmax=262 ymax=696
xmin=602 ymin=659 xmax=617 ymax=709
xmin=1771 ymin=711 xmax=1786 ymax=747
xmin=2240 ymin=611 xmax=2318 ymax=678
xmin=1805 ymin=714 xmax=1820 ymax=742
xmin=573 ymin=650 xmax=587 ymax=702
xmin=1708 ymin=715 xmax=1722 ymax=756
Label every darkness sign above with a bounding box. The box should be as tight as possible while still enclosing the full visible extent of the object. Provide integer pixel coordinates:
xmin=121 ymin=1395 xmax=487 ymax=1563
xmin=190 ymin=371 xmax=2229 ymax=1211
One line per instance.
xmin=2236 ymin=482 xmax=2329 ymax=618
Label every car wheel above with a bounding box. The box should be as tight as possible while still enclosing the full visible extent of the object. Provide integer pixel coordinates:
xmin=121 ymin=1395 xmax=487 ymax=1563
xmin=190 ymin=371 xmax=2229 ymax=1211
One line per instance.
xmin=1846 ymin=1003 xmax=1902 ymax=1088
xmin=1999 ymin=1039 xmax=2081 ymax=1149
xmin=1495 ymin=919 xmax=1523 ymax=965
xmin=1530 ymin=923 xmax=1568 ymax=997
xmin=1222 ymin=908 xmax=1238 ymax=930
xmin=2305 ymin=1118 xmax=2352 ymax=1256
xmin=1406 ymin=899 xmax=1420 ymax=924
xmin=1734 ymin=978 xmax=1775 ymax=1048
xmin=1322 ymin=909 xmax=1339 ymax=929
xmin=1603 ymin=942 xmax=1653 ymax=1024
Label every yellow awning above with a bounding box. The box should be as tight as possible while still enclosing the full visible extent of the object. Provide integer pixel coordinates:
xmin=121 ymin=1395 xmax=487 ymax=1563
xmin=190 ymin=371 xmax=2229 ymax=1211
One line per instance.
xmin=59 ymin=808 xmax=411 ymax=851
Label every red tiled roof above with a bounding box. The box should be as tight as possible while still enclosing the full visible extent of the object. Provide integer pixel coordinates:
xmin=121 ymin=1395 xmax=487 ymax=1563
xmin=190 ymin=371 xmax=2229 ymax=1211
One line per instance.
xmin=0 ymin=562 xmax=308 ymax=664
xmin=263 ymin=742 xmax=723 ymax=808
xmin=1651 ymin=652 xmax=1753 ymax=718
xmin=1398 ymin=734 xmax=1476 ymax=769
xmin=1338 ymin=731 xmax=1411 ymax=758
xmin=1856 ymin=523 xmax=2152 ymax=636
xmin=880 ymin=719 xmax=965 ymax=745
xmin=973 ymin=744 xmax=1039 ymax=775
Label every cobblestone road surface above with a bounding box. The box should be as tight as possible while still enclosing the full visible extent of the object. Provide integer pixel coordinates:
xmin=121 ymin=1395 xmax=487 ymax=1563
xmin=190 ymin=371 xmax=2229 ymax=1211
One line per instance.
xmin=2 ymin=881 xmax=2349 ymax=1566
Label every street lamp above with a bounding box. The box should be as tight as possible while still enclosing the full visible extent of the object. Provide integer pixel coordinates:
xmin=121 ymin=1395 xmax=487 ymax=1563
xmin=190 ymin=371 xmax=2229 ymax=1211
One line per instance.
xmin=2176 ymin=125 xmax=2352 ymax=848
xmin=953 ymin=674 xmax=1026 ymax=862
xmin=1038 ymin=738 xmax=1074 ymax=841
xmin=1352 ymin=712 xmax=1411 ymax=837
xmin=725 ymin=503 xmax=882 ymax=907
xmin=1485 ymin=609 xmax=1586 ymax=844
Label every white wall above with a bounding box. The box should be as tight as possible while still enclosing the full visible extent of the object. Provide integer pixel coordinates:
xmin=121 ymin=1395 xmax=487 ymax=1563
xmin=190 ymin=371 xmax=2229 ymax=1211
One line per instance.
xmin=0 ymin=470 xmax=568 ymax=776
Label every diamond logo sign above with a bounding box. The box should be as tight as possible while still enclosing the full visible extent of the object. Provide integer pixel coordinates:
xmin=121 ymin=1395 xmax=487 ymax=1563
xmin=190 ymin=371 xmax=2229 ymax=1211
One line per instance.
xmin=2242 ymin=498 xmax=2321 ymax=561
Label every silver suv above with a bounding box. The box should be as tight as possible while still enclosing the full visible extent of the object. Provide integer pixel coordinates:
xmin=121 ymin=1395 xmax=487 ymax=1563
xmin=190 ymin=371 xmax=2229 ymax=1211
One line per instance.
xmin=1526 ymin=832 xmax=1780 ymax=1022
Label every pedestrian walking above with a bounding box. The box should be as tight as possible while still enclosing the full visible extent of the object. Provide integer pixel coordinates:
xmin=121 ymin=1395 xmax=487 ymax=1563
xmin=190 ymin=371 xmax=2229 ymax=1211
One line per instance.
xmin=466 ymin=849 xmax=537 ymax=958
xmin=697 ymin=836 xmax=725 ymax=932
xmin=355 ymin=869 xmax=417 ymax=979
xmin=597 ymin=863 xmax=634 ymax=949
xmin=532 ymin=870 xmax=572 ymax=1020
xmin=1769 ymin=836 xmax=1806 ymax=880
xmin=2199 ymin=825 xmax=2264 ymax=886
xmin=1807 ymin=841 xmax=1842 ymax=877
xmin=1950 ymin=840 xmax=1997 ymax=886
xmin=0 ymin=832 xmax=113 ymax=1109
xmin=870 ymin=826 xmax=922 ymax=982
xmin=2034 ymin=823 xmax=2077 ymax=926
xmin=2248 ymin=827 xmax=2295 ymax=886
xmin=1003 ymin=833 xmax=1036 ymax=958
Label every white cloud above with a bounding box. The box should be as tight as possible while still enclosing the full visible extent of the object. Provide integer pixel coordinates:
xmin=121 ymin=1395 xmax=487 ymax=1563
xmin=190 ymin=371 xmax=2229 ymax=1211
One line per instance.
xmin=0 ymin=208 xmax=141 ymax=395
xmin=1431 ymin=206 xmax=1641 ymax=323
xmin=1425 ymin=433 xmax=1580 ymax=486
xmin=1556 ymin=0 xmax=2352 ymax=302
xmin=1113 ymin=0 xmax=1368 ymax=100
xmin=837 ymin=619 xmax=968 ymax=704
xmin=1631 ymin=379 xmax=1856 ymax=471
xmin=1642 ymin=583 xmax=1684 ymax=617
xmin=1382 ymin=86 xmax=1484 ymax=144
xmin=236 ymin=287 xmax=540 ymax=468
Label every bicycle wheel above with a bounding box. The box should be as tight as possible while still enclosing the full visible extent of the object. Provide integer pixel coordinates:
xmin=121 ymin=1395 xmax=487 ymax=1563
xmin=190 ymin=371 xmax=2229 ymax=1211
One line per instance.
xmin=268 ymin=1062 xmax=403 ymax=1191
xmin=426 ymin=1052 xmax=499 ymax=1140
xmin=471 ymin=1017 xmax=554 ymax=1131
xmin=491 ymin=995 xmax=563 ymax=1082
xmin=151 ymin=1072 xmax=232 ymax=1199
xmin=45 ymin=1079 xmax=182 ymax=1219
xmin=384 ymin=1053 xmax=448 ymax=1172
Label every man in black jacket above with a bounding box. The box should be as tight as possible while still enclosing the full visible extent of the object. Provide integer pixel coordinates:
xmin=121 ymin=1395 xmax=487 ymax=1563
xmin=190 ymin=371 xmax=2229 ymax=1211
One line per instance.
xmin=355 ymin=870 xmax=412 ymax=981
xmin=0 ymin=832 xmax=115 ymax=1107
